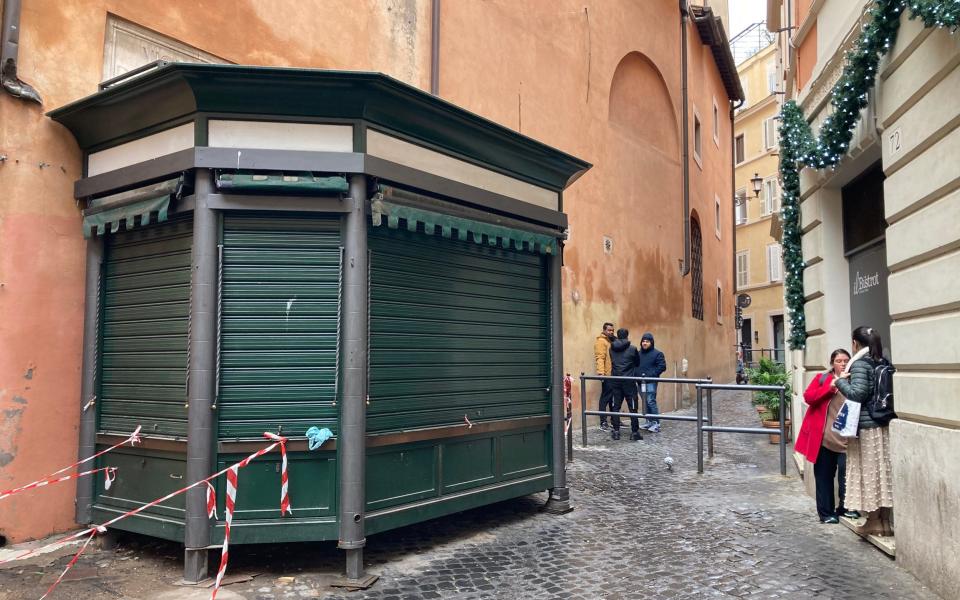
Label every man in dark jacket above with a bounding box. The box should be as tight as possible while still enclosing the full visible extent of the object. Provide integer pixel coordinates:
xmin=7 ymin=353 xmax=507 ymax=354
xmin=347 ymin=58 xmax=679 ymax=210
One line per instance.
xmin=609 ymin=328 xmax=642 ymax=441
xmin=636 ymin=332 xmax=667 ymax=433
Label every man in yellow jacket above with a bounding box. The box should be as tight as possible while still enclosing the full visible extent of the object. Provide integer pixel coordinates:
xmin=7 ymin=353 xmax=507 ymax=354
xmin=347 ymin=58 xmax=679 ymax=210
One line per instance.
xmin=595 ymin=322 xmax=615 ymax=430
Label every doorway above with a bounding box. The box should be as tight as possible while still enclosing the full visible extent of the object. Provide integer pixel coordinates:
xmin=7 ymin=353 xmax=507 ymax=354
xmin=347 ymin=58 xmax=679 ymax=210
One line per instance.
xmin=843 ymin=162 xmax=891 ymax=357
xmin=771 ymin=315 xmax=785 ymax=363
xmin=739 ymin=317 xmax=753 ymax=365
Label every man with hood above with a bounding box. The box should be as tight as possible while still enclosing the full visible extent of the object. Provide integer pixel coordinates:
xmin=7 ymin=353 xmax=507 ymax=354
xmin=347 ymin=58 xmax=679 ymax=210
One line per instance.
xmin=637 ymin=332 xmax=668 ymax=432
xmin=594 ymin=322 xmax=615 ymax=430
xmin=609 ymin=328 xmax=642 ymax=441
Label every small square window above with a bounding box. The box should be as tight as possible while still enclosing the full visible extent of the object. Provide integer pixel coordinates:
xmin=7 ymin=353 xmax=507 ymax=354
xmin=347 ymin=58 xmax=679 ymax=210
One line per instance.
xmin=715 ymin=195 xmax=722 ymax=239
xmin=693 ymin=111 xmax=703 ymax=167
xmin=712 ymin=99 xmax=720 ymax=145
xmin=716 ymin=283 xmax=723 ymax=323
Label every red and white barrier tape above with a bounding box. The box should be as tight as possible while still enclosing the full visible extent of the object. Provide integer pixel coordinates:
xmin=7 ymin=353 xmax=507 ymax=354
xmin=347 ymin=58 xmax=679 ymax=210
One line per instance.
xmin=0 ymin=426 xmax=139 ymax=502
xmin=205 ymin=481 xmax=218 ymax=520
xmin=3 ymin=432 xmax=290 ymax=600
xmin=0 ymin=467 xmax=116 ymax=502
xmin=211 ymin=466 xmax=239 ymax=600
xmin=38 ymin=527 xmax=104 ymax=600
xmin=210 ymin=434 xmax=292 ymax=599
xmin=264 ymin=433 xmax=292 ymax=516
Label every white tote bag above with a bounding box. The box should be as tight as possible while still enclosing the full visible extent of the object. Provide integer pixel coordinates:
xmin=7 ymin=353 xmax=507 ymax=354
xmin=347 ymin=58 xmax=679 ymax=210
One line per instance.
xmin=831 ymin=399 xmax=861 ymax=438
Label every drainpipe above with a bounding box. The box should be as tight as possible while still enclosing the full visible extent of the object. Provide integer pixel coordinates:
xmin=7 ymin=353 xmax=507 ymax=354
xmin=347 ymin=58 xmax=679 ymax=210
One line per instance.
xmin=338 ymin=174 xmax=369 ymax=583
xmin=76 ymin=236 xmax=104 ymax=525
xmin=1 ymin=0 xmax=41 ymax=103
xmin=679 ymin=0 xmax=690 ymax=276
xmin=730 ymin=99 xmax=744 ymax=294
xmin=544 ymin=248 xmax=571 ymax=514
xmin=430 ymin=0 xmax=440 ymax=95
xmin=183 ymin=169 xmax=218 ymax=583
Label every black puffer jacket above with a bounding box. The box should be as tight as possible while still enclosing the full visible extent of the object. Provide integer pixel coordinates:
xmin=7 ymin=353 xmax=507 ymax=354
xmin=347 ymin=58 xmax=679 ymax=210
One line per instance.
xmin=610 ymin=339 xmax=640 ymax=378
xmin=835 ymin=355 xmax=880 ymax=429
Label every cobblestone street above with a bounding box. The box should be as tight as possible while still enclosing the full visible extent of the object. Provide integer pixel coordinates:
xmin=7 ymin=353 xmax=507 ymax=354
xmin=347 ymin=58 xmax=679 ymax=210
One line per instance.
xmin=0 ymin=389 xmax=938 ymax=599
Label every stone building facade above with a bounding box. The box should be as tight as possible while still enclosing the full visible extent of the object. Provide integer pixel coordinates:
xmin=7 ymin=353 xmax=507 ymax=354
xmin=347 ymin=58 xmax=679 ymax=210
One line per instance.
xmin=768 ymin=1 xmax=960 ymax=597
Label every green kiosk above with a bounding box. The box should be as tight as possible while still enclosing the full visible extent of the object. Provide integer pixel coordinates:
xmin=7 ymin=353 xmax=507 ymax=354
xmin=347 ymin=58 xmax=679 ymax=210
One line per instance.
xmin=49 ymin=63 xmax=590 ymax=585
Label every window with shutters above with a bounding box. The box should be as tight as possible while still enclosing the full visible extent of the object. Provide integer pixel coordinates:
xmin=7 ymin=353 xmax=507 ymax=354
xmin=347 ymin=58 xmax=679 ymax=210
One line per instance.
xmin=767 ymin=61 xmax=778 ymax=94
xmin=762 ymin=117 xmax=778 ymax=150
xmin=691 ymin=217 xmax=704 ymax=321
xmin=768 ymin=243 xmax=783 ymax=282
xmin=736 ymin=251 xmax=749 ymax=287
xmin=735 ymin=189 xmax=748 ymax=224
xmin=762 ymin=177 xmax=780 ymax=216
xmin=735 ymin=134 xmax=745 ymax=164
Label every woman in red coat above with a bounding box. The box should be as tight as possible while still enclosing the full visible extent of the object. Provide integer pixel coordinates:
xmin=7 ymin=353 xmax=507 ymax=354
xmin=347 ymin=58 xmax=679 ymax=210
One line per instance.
xmin=796 ymin=349 xmax=851 ymax=523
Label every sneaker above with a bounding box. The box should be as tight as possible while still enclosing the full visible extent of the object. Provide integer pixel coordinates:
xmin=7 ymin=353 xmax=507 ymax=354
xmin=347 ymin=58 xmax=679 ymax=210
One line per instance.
xmin=647 ymin=423 xmax=661 ymax=433
xmin=841 ymin=510 xmax=861 ymax=519
xmin=821 ymin=516 xmax=839 ymax=524
xmin=630 ymin=431 xmax=643 ymax=441
xmin=599 ymin=422 xmax=610 ymax=431
xmin=638 ymin=423 xmax=652 ymax=431
xmin=611 ymin=430 xmax=621 ymax=441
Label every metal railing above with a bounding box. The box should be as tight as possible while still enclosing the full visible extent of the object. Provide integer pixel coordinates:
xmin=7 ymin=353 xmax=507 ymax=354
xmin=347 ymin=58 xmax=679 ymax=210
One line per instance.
xmin=735 ymin=346 xmax=786 ymax=366
xmin=579 ymin=374 xmax=713 ymax=445
xmin=578 ymin=375 xmax=788 ymax=476
xmin=696 ymin=383 xmax=787 ymax=476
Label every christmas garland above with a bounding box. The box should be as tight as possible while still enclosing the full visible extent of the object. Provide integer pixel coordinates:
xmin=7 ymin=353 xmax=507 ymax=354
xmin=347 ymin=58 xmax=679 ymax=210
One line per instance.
xmin=778 ymin=0 xmax=960 ymax=350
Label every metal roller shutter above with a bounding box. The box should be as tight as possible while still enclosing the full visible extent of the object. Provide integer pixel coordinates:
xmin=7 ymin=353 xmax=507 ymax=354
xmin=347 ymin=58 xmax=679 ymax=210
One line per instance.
xmin=99 ymin=215 xmax=192 ymax=436
xmin=368 ymin=226 xmax=550 ymax=433
xmin=219 ymin=214 xmax=340 ymax=439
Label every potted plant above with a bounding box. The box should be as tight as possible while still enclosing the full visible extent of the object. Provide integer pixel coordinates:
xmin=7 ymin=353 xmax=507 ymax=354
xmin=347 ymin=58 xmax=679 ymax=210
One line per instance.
xmin=745 ymin=358 xmax=792 ymax=444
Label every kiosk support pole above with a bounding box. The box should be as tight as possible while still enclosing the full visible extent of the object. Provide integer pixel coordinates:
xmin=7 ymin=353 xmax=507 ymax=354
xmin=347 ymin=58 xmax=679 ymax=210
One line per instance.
xmin=545 ymin=250 xmax=571 ymax=514
xmin=184 ymin=169 xmax=218 ymax=582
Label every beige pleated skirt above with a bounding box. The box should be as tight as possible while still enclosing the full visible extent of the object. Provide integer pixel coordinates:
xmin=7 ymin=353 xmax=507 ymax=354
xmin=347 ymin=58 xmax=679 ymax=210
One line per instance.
xmin=845 ymin=426 xmax=895 ymax=513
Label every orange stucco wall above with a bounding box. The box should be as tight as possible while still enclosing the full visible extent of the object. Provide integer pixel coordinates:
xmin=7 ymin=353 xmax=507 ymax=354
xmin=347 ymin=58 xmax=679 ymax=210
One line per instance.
xmin=0 ymin=0 xmax=735 ymax=543
xmin=796 ymin=21 xmax=818 ymax=92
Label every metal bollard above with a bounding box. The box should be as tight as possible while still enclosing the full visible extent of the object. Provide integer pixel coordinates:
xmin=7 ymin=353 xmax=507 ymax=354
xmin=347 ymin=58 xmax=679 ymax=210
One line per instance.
xmin=778 ymin=387 xmax=787 ymax=476
xmin=696 ymin=386 xmax=704 ymax=474
xmin=706 ymin=385 xmax=714 ymax=459
xmin=580 ymin=374 xmax=588 ymax=448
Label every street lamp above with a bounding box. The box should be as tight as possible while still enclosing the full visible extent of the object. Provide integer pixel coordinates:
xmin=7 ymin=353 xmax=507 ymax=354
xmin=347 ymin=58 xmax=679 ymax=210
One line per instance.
xmin=751 ymin=172 xmax=763 ymax=197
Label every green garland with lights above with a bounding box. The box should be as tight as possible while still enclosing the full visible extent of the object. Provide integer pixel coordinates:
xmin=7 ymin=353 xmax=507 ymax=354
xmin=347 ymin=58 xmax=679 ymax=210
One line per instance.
xmin=778 ymin=0 xmax=960 ymax=350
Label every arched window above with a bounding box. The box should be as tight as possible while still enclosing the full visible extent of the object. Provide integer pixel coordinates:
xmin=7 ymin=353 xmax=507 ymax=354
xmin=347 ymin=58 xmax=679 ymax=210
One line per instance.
xmin=691 ymin=217 xmax=704 ymax=321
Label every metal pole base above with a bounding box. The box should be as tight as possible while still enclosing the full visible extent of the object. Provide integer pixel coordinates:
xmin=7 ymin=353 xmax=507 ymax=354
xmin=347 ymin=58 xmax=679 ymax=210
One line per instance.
xmin=93 ymin=529 xmax=119 ymax=551
xmin=182 ymin=547 xmax=212 ymax=584
xmin=544 ymin=487 xmax=573 ymax=514
xmin=331 ymin=549 xmax=378 ymax=590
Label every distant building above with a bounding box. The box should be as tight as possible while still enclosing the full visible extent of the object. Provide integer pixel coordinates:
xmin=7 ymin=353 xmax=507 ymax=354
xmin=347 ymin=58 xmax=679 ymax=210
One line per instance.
xmin=733 ymin=40 xmax=785 ymax=365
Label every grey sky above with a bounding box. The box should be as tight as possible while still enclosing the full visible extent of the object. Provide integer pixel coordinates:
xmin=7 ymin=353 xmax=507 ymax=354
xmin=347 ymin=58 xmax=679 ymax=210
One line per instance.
xmin=728 ymin=0 xmax=768 ymax=39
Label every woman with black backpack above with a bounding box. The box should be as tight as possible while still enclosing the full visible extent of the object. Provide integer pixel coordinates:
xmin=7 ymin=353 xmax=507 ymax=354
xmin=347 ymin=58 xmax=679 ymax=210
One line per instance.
xmin=834 ymin=326 xmax=894 ymax=535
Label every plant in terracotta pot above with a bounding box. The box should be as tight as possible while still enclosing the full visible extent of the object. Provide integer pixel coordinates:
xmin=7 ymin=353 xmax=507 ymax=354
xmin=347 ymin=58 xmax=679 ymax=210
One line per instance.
xmin=745 ymin=359 xmax=792 ymax=444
